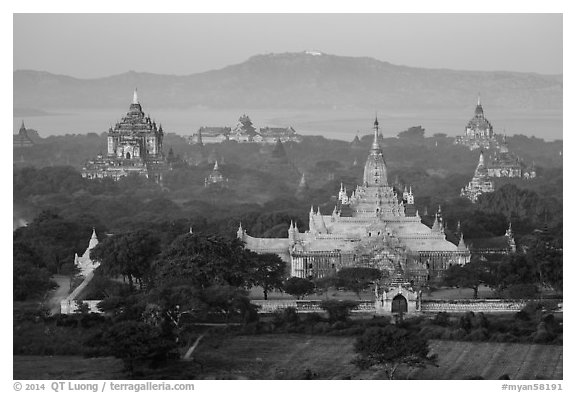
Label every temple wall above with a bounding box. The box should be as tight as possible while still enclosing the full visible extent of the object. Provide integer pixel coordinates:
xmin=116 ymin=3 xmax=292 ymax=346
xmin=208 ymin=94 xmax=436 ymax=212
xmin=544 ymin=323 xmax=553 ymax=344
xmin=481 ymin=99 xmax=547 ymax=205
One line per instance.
xmin=60 ymin=299 xmax=102 ymax=314
xmin=250 ymin=299 xmax=557 ymax=314
xmin=420 ymin=299 xmax=527 ymax=313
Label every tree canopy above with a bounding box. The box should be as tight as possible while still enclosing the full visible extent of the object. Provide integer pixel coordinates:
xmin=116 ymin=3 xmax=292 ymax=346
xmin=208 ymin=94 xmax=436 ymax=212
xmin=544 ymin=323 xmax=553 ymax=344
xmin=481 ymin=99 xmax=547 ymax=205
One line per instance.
xmin=91 ymin=230 xmax=161 ymax=289
xmin=353 ymin=325 xmax=437 ymax=379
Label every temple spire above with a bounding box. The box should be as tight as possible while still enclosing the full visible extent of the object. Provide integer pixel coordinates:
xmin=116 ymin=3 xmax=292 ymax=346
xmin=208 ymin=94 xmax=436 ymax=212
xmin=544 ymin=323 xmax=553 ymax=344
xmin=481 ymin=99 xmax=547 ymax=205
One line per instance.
xmin=477 ymin=93 xmax=481 ymax=106
xmin=478 ymin=150 xmax=485 ymax=167
xmin=133 ymin=89 xmax=139 ymax=104
xmin=371 ymin=114 xmax=381 ymax=152
xmin=213 ymin=160 xmax=219 ymax=170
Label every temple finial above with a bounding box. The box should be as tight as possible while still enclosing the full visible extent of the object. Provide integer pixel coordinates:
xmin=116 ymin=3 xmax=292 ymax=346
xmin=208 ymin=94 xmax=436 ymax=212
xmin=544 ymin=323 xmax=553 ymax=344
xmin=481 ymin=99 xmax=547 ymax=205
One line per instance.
xmin=371 ymin=115 xmax=381 ymax=151
xmin=477 ymin=93 xmax=481 ymax=106
xmin=133 ymin=89 xmax=139 ymax=104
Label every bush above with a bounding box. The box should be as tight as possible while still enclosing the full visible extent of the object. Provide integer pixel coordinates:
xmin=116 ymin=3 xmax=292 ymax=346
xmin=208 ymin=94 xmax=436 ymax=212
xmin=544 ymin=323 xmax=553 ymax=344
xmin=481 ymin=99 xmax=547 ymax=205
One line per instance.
xmin=433 ymin=312 xmax=451 ymax=327
xmin=272 ymin=307 xmax=299 ymax=326
xmin=320 ymin=300 xmax=359 ymax=322
xmin=505 ymin=284 xmax=539 ymax=299
xmin=419 ymin=325 xmax=447 ymax=340
xmin=312 ymin=322 xmax=331 ymax=334
xmin=467 ymin=328 xmax=489 ymax=341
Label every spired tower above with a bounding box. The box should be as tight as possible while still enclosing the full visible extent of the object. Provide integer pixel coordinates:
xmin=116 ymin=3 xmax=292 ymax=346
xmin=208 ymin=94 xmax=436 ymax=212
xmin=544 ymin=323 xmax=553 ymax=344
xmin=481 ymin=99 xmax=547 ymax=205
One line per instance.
xmin=363 ymin=117 xmax=388 ymax=186
xmin=240 ymin=117 xmax=470 ymax=283
xmin=461 ymin=151 xmax=495 ymax=202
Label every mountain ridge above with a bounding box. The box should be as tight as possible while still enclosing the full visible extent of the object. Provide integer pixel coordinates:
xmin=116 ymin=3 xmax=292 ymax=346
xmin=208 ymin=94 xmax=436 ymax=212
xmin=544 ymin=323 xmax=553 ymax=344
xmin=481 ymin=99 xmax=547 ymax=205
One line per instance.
xmin=14 ymin=51 xmax=562 ymax=112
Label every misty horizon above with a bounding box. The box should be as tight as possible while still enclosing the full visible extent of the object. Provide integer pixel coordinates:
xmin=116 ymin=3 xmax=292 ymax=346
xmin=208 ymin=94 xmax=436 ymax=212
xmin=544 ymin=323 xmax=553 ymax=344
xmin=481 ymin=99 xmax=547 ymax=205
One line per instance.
xmin=14 ymin=14 xmax=562 ymax=78
xmin=13 ymin=50 xmax=564 ymax=79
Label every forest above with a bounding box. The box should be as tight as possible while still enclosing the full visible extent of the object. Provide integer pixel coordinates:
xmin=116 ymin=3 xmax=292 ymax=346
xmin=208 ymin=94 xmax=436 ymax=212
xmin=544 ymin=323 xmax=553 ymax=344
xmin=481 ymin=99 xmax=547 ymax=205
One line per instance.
xmin=13 ymin=126 xmax=563 ymax=378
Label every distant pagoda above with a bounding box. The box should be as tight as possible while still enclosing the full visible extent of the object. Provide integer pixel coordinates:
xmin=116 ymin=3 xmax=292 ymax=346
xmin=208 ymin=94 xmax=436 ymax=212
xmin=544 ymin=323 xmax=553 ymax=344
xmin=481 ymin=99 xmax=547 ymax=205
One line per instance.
xmin=455 ymin=95 xmax=499 ymax=150
xmin=204 ymin=160 xmax=227 ymax=188
xmin=460 ymin=151 xmax=495 ymax=202
xmin=13 ymin=121 xmax=34 ymax=148
xmin=82 ymin=90 xmax=167 ymax=182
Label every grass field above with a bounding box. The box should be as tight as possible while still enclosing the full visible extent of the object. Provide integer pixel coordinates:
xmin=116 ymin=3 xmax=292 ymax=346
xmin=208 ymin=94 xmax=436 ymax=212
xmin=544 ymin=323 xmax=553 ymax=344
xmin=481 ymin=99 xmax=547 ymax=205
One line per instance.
xmin=14 ymin=335 xmax=563 ymax=380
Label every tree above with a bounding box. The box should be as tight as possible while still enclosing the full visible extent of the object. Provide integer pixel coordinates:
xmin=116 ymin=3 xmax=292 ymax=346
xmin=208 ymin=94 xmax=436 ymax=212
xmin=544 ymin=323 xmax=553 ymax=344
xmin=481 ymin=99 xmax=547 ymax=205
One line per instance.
xmin=398 ymin=126 xmax=426 ymax=140
xmin=92 ymin=320 xmax=177 ymax=376
xmin=284 ymin=277 xmax=315 ymax=300
xmin=152 ymin=233 xmax=251 ymax=289
xmin=336 ymin=267 xmax=382 ymax=298
xmin=13 ymin=211 xmax=93 ymax=274
xmin=13 ymin=241 xmax=56 ymax=300
xmin=353 ymin=325 xmax=437 ymax=379
xmin=444 ymin=260 xmax=493 ymax=299
xmin=248 ymin=252 xmax=287 ymax=300
xmin=320 ymin=300 xmax=359 ymax=322
xmin=199 ymin=285 xmax=259 ymax=324
xmin=91 ymin=230 xmax=161 ymax=290
xmin=525 ymin=229 xmax=563 ymax=292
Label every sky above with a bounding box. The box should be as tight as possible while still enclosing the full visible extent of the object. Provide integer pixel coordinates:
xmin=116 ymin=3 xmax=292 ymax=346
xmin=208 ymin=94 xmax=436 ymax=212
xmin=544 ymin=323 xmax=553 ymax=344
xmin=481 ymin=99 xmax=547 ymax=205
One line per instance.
xmin=13 ymin=13 xmax=562 ymax=78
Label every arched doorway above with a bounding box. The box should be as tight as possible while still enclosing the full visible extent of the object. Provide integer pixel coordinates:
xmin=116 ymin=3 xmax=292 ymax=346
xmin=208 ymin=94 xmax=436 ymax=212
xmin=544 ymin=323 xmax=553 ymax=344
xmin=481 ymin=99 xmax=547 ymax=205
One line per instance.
xmin=391 ymin=294 xmax=408 ymax=314
xmin=126 ymin=152 xmax=131 ymax=159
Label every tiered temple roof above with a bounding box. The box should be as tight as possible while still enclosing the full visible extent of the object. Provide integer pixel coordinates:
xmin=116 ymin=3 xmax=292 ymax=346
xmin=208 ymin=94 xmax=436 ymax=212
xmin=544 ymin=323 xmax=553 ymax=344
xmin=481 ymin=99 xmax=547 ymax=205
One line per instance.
xmin=82 ymin=90 xmax=166 ymax=181
xmin=240 ymin=117 xmax=470 ymax=282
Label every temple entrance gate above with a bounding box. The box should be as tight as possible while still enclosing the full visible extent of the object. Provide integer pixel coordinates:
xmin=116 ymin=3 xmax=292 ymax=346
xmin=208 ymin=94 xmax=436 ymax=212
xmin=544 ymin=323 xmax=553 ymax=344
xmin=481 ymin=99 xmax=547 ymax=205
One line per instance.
xmin=391 ymin=294 xmax=408 ymax=314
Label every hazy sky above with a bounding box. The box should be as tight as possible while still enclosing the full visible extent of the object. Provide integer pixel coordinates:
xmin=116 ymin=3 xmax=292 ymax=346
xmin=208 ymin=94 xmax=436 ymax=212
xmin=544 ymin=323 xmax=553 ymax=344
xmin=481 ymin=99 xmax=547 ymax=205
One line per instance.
xmin=14 ymin=14 xmax=562 ymax=77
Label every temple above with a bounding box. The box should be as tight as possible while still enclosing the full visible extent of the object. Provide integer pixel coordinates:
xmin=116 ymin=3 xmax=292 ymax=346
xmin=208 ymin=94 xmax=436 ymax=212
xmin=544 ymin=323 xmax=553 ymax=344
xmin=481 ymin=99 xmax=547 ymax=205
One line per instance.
xmin=189 ymin=114 xmax=302 ymax=144
xmin=204 ymin=160 xmax=227 ymax=187
xmin=460 ymin=151 xmax=495 ymax=202
xmin=239 ymin=117 xmax=470 ymax=284
xmin=82 ymin=90 xmax=166 ymax=181
xmin=486 ymin=134 xmax=536 ymax=179
xmin=13 ymin=121 xmax=35 ymax=148
xmin=455 ymin=95 xmax=498 ymax=150
xmin=74 ymin=228 xmax=100 ymax=277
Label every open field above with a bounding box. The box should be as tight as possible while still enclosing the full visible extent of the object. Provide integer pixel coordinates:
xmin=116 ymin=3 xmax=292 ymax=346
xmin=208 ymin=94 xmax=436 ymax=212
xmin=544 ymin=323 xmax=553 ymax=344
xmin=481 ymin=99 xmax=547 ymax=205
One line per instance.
xmin=14 ymin=335 xmax=562 ymax=380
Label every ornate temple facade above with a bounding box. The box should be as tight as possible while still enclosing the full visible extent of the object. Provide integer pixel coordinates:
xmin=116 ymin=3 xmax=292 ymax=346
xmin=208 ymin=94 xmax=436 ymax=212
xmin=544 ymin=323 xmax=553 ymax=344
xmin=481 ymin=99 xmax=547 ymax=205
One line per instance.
xmin=461 ymin=151 xmax=495 ymax=202
xmin=239 ymin=118 xmax=470 ymax=284
xmin=189 ymin=114 xmax=302 ymax=145
xmin=455 ymin=95 xmax=499 ymax=150
xmin=82 ymin=90 xmax=167 ymax=182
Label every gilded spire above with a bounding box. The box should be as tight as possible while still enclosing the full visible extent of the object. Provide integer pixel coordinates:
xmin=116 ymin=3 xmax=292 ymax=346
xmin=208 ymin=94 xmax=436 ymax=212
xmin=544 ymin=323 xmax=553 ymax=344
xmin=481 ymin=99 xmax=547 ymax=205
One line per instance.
xmin=477 ymin=93 xmax=481 ymax=106
xmin=213 ymin=160 xmax=219 ymax=171
xmin=133 ymin=89 xmax=139 ymax=104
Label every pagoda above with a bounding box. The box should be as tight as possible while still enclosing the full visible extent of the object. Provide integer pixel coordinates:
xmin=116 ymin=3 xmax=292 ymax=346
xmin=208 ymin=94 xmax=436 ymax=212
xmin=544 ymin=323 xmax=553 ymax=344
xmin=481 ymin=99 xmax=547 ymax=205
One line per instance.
xmin=460 ymin=151 xmax=495 ymax=202
xmin=455 ymin=95 xmax=498 ymax=150
xmin=204 ymin=160 xmax=227 ymax=188
xmin=13 ymin=121 xmax=34 ymax=148
xmin=239 ymin=117 xmax=470 ymax=284
xmin=82 ymin=90 xmax=166 ymax=181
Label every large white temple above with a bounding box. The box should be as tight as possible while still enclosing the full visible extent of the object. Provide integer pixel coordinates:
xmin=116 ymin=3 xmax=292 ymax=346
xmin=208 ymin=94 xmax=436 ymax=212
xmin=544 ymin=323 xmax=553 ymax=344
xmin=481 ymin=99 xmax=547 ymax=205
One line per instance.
xmin=239 ymin=118 xmax=470 ymax=284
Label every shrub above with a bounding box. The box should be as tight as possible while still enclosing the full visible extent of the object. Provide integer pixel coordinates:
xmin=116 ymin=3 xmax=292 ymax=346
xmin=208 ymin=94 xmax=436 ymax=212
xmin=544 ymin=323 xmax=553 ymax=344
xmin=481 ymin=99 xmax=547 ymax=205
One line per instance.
xmin=433 ymin=312 xmax=451 ymax=327
xmin=320 ymin=300 xmax=359 ymax=322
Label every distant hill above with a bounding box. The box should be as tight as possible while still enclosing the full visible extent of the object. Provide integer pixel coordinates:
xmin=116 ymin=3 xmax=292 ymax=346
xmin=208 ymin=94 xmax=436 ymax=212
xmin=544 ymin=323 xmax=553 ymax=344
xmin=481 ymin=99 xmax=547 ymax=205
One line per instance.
xmin=14 ymin=52 xmax=562 ymax=112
